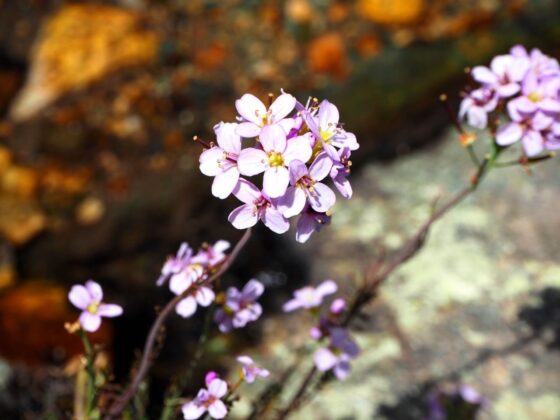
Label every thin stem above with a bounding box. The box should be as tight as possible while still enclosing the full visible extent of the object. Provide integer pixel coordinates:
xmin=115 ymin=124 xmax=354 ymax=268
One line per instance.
xmin=160 ymin=305 xmax=216 ymax=420
xmin=105 ymin=229 xmax=252 ymax=419
xmin=275 ymin=366 xmax=317 ymax=420
xmin=79 ymin=329 xmax=97 ymax=417
xmin=466 ymin=144 xmax=480 ymax=167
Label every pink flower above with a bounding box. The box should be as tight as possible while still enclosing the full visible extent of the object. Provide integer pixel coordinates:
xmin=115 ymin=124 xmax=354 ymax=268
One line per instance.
xmin=228 ymin=179 xmax=289 ymax=234
xmin=459 ymin=87 xmax=498 ymax=129
xmin=157 ymin=242 xmax=193 ymax=286
xmin=313 ymin=328 xmax=359 ymax=380
xmin=330 ymin=148 xmax=353 ymax=199
xmin=283 ymin=279 xmax=338 ymax=312
xmin=214 ymin=279 xmax=264 ymax=332
xmin=235 ymin=92 xmax=296 ymax=137
xmin=496 ymin=111 xmax=553 ymax=156
xmin=68 ymin=280 xmax=123 ymax=332
xmin=237 ymin=124 xmax=312 ymax=197
xmin=199 ymin=122 xmax=242 ymax=199
xmin=278 ymin=154 xmax=335 ymax=218
xmin=191 ymin=240 xmax=230 ymax=267
xmin=237 ymin=356 xmax=270 ymax=383
xmin=182 ymin=377 xmax=228 ymax=419
xmin=471 ymin=53 xmax=529 ymax=97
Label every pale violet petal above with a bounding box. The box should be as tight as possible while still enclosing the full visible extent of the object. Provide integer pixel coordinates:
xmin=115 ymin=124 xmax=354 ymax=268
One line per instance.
xmin=176 ymin=296 xmax=197 ymax=318
xmin=196 ymin=287 xmax=215 ymax=307
xmin=236 ymin=94 xmax=266 ymax=125
xmin=228 ymin=204 xmax=259 ymax=230
xmin=208 ymin=400 xmax=227 ymax=419
xmin=212 ymin=168 xmax=239 ymax=199
xmin=269 ymin=93 xmax=296 ymax=121
xmin=208 ymin=378 xmax=228 ymax=398
xmin=314 ymin=348 xmax=338 ymax=371
xmin=262 ymin=207 xmax=289 ymax=234
xmin=279 ymin=186 xmax=306 ymax=218
xmin=472 ymin=65 xmax=498 ymax=85
xmin=522 ymin=130 xmax=544 ymax=157
xmin=308 ymin=183 xmax=336 ymax=213
xmin=85 ymin=280 xmax=103 ymax=302
xmin=79 ymin=312 xmax=102 ymax=332
xmin=232 ymin=179 xmax=261 ymax=204
xmin=69 ymin=285 xmax=91 ymax=310
xmin=238 ymin=148 xmax=267 ymax=176
xmin=496 ymin=122 xmax=523 ymax=146
xmin=283 ymin=137 xmax=312 ymax=164
xmin=318 ymin=100 xmax=339 ymax=128
xmin=199 ymin=147 xmax=224 ymax=177
xmin=235 ymin=122 xmax=261 ymax=138
xmin=263 ymin=167 xmax=289 ymax=198
xmin=260 ymin=124 xmax=286 ymax=153
xmin=309 ymin=153 xmax=333 ymax=181
xmin=182 ymin=401 xmax=206 ymax=420
xmin=97 ymin=303 xmax=123 ymax=318
xmin=215 ymin=122 xmax=241 ymax=154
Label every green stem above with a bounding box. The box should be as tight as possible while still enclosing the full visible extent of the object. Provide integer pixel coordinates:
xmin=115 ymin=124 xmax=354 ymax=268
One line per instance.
xmin=466 ymin=144 xmax=480 ymax=167
xmin=79 ymin=329 xmax=97 ymax=417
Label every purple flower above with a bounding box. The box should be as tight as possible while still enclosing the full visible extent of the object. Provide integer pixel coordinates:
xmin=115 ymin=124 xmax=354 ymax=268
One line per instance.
xmin=199 ymin=122 xmax=242 ymax=199
xmin=330 ymin=298 xmax=346 ymax=315
xmin=237 ymin=124 xmax=312 ymax=198
xmin=311 ymin=100 xmax=359 ymax=152
xmin=228 ymin=179 xmax=289 ymax=234
xmin=182 ymin=377 xmax=228 ymax=420
xmin=237 ymin=355 xmax=270 ymax=383
xmin=511 ymin=45 xmax=560 ymax=80
xmin=191 ymin=240 xmax=230 ymax=267
xmin=235 ymin=92 xmax=296 ymax=138
xmin=496 ymin=111 xmax=553 ymax=156
xmin=68 ymin=280 xmax=123 ymax=332
xmin=278 ymin=154 xmax=335 ymax=218
xmin=157 ymin=242 xmax=193 ymax=286
xmin=283 ymin=279 xmax=337 ymax=312
xmin=471 ymin=53 xmax=529 ymax=97
xmin=176 ymin=286 xmax=215 ymax=318
xmin=169 ymin=263 xmax=206 ymax=296
xmin=214 ymin=279 xmax=264 ymax=332
xmin=458 ymin=87 xmax=498 ymax=129
xmin=426 ymin=385 xmax=488 ymax=420
xmin=313 ymin=328 xmax=359 ymax=380
xmin=508 ymin=72 xmax=560 ymax=120
xmin=295 ymin=206 xmax=331 ymax=243
xmin=330 ymin=147 xmax=353 ymax=199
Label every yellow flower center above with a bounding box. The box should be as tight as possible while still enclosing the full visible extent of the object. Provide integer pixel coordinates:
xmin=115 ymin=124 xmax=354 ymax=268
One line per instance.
xmin=87 ymin=302 xmax=100 ymax=314
xmin=528 ymin=92 xmax=542 ymax=103
xmin=319 ymin=128 xmax=334 ymax=143
xmin=268 ymin=151 xmax=285 ymax=167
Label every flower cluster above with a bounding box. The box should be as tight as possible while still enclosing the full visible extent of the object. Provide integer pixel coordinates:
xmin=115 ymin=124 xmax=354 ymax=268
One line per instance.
xmin=214 ymin=279 xmax=265 ymax=332
xmin=459 ymin=45 xmax=560 ymax=156
xmin=158 ymin=240 xmax=230 ymax=318
xmin=68 ymin=280 xmax=123 ymax=332
xmin=283 ymin=280 xmax=359 ymax=380
xmin=199 ymin=92 xmax=359 ymax=242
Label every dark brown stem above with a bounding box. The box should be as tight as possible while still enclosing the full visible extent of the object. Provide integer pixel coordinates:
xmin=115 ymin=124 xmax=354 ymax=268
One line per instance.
xmin=275 ymin=366 xmax=317 ymax=420
xmin=105 ymin=229 xmax=252 ymax=419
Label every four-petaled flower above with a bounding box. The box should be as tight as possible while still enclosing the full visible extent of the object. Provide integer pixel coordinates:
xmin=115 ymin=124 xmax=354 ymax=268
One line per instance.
xmin=214 ymin=279 xmax=264 ymax=332
xmin=182 ymin=377 xmax=229 ymax=420
xmin=237 ymin=355 xmax=270 ymax=383
xmin=283 ymin=279 xmax=338 ymax=312
xmin=228 ymin=179 xmax=289 ymax=234
xmin=313 ymin=327 xmax=360 ymax=380
xmin=295 ymin=205 xmax=331 ymax=244
xmin=68 ymin=280 xmax=123 ymax=332
xmin=237 ymin=124 xmax=312 ymax=198
xmin=157 ymin=242 xmax=193 ymax=286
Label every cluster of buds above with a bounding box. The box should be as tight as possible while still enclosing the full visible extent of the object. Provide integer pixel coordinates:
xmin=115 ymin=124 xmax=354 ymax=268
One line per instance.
xmin=283 ymin=280 xmax=360 ymax=380
xmin=198 ymin=92 xmax=359 ymax=243
xmin=459 ymin=45 xmax=560 ymax=156
xmin=157 ymin=240 xmax=230 ymax=318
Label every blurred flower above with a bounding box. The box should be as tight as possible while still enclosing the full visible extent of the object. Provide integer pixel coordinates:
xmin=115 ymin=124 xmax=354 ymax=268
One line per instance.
xmin=214 ymin=279 xmax=264 ymax=332
xmin=471 ymin=53 xmax=528 ymax=98
xmin=182 ymin=377 xmax=228 ymax=420
xmin=313 ymin=327 xmax=359 ymax=380
xmin=283 ymin=279 xmax=337 ymax=312
xmin=295 ymin=206 xmax=331 ymax=243
xmin=191 ymin=240 xmax=230 ymax=267
xmin=157 ymin=242 xmax=193 ymax=286
xmin=175 ymin=286 xmax=215 ymax=318
xmin=237 ymin=355 xmax=270 ymax=383
xmin=458 ymin=87 xmax=497 ymax=129
xmin=68 ymin=280 xmax=122 ymax=332
xmin=426 ymin=384 xmax=488 ymax=420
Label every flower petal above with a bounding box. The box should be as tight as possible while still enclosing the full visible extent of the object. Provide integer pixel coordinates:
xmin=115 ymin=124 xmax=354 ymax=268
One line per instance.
xmin=262 ymin=207 xmax=289 ymax=234
xmin=69 ymin=285 xmax=91 ymax=310
xmin=85 ymin=280 xmax=103 ymax=302
xmin=522 ymin=130 xmax=544 ymax=157
xmin=318 ymin=100 xmax=339 ymax=128
xmin=196 ymin=287 xmax=215 ymax=307
xmin=208 ymin=400 xmax=228 ymax=419
xmin=79 ymin=312 xmax=102 ymax=332
xmin=295 ymin=213 xmax=316 ymax=243
xmin=208 ymin=378 xmax=228 ymax=398
xmin=182 ymin=401 xmax=206 ymax=420
xmin=309 ymin=153 xmax=333 ymax=181
xmin=496 ymin=122 xmax=523 ymax=146
xmin=97 ymin=303 xmax=123 ymax=317
xmin=288 ymin=160 xmax=308 ymax=185
xmin=279 ymin=186 xmax=306 ymax=218
xmin=232 ymin=179 xmax=261 ymax=203
xmin=313 ymin=348 xmax=338 ymax=371
xmin=263 ymin=166 xmax=289 ymax=198
xmin=228 ymin=204 xmax=258 ymax=230
xmin=238 ymin=148 xmax=267 ymax=176
xmin=242 ymin=279 xmax=264 ymax=300
xmin=235 ymin=122 xmax=261 ymax=138
xmin=199 ymin=147 xmax=225 ymax=177
xmin=308 ymin=182 xmax=336 ymax=213
xmin=176 ymin=296 xmax=197 ymax=318
xmin=260 ymin=124 xmax=286 ymax=153
xmin=236 ymin=94 xmax=266 ymax=125
xmin=170 ymin=271 xmax=194 ymax=295
xmin=283 ymin=136 xmax=312 ymax=165
xmin=270 ymin=93 xmax=296 ymax=121
xmin=215 ymin=122 xmax=241 ymax=154
xmin=212 ymin=168 xmax=239 ymax=199
xmin=472 ymin=65 xmax=498 ymax=85
xmin=316 ymin=279 xmax=338 ymax=298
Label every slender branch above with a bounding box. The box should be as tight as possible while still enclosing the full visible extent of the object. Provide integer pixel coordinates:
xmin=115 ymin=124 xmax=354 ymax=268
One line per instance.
xmin=275 ymin=366 xmax=317 ymax=420
xmin=105 ymin=228 xmax=252 ymax=418
xmin=79 ymin=330 xmax=97 ymax=416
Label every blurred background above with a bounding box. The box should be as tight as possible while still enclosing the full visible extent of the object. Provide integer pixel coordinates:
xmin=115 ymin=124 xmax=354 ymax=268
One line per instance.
xmin=0 ymin=0 xmax=559 ymax=418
